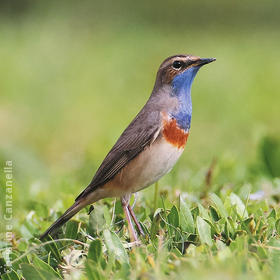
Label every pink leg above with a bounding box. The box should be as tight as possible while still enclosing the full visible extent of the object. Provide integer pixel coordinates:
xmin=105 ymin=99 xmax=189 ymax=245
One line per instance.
xmin=121 ymin=195 xmax=138 ymax=242
xmin=128 ymin=205 xmax=145 ymax=236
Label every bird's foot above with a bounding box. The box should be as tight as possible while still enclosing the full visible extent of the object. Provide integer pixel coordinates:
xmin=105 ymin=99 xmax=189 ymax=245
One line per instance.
xmin=128 ymin=205 xmax=145 ymax=236
xmin=124 ymin=240 xmax=142 ymax=249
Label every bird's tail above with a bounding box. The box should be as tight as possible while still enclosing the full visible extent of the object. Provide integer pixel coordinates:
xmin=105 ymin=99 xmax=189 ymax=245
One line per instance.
xmin=40 ymin=200 xmax=86 ymax=240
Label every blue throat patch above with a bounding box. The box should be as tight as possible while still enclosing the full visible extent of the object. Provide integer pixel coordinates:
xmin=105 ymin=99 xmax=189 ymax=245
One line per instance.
xmin=171 ymin=66 xmax=200 ymax=131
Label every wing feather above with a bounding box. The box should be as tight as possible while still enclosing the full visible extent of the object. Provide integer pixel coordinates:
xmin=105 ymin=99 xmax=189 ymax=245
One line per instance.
xmin=76 ymin=108 xmax=161 ymax=200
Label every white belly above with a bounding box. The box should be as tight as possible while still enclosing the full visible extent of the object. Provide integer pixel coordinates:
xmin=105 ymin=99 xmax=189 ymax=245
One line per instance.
xmin=122 ymin=138 xmax=184 ymax=193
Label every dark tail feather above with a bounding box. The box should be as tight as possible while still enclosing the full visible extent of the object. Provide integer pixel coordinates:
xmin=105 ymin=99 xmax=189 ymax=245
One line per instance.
xmin=40 ymin=200 xmax=85 ymax=240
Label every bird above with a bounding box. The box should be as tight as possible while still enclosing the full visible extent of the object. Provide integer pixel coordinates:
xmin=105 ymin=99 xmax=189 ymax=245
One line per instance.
xmin=40 ymin=54 xmax=215 ymax=241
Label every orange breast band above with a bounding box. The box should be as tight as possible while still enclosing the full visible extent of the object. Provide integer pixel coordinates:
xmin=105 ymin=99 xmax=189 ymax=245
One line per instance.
xmin=162 ymin=118 xmax=189 ymax=149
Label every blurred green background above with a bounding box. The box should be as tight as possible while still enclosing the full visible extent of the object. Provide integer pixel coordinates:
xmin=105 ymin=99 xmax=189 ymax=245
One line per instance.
xmin=1 ymin=0 xmax=280 ymax=225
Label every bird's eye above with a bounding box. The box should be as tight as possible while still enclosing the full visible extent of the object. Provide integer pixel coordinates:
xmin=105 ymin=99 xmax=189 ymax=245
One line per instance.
xmin=172 ymin=60 xmax=183 ymax=70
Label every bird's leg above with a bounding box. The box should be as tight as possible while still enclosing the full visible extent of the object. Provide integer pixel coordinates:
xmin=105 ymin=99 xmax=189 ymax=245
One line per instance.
xmin=128 ymin=204 xmax=145 ymax=236
xmin=127 ymin=192 xmax=144 ymax=236
xmin=121 ymin=194 xmax=138 ymax=242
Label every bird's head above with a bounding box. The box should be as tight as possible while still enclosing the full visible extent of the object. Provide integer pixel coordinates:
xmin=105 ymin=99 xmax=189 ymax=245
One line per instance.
xmin=154 ymin=54 xmax=215 ymax=94
xmin=151 ymin=54 xmax=215 ymax=130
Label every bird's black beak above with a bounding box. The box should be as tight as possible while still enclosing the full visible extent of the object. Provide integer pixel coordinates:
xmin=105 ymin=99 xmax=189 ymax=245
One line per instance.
xmin=197 ymin=58 xmax=216 ymax=66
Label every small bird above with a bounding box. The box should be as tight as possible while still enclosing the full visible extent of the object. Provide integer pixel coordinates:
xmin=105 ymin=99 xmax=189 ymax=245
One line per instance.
xmin=40 ymin=54 xmax=215 ymax=241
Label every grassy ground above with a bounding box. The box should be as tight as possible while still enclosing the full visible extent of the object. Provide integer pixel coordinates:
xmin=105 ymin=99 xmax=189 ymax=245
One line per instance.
xmin=1 ymin=11 xmax=280 ymax=280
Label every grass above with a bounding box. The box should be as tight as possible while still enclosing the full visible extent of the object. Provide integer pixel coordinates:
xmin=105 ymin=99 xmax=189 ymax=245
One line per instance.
xmin=1 ymin=10 xmax=280 ymax=280
xmin=2 ymin=173 xmax=280 ymax=279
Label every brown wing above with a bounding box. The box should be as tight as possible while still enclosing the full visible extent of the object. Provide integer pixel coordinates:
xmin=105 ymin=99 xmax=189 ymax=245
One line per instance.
xmin=76 ymin=107 xmax=161 ymax=201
